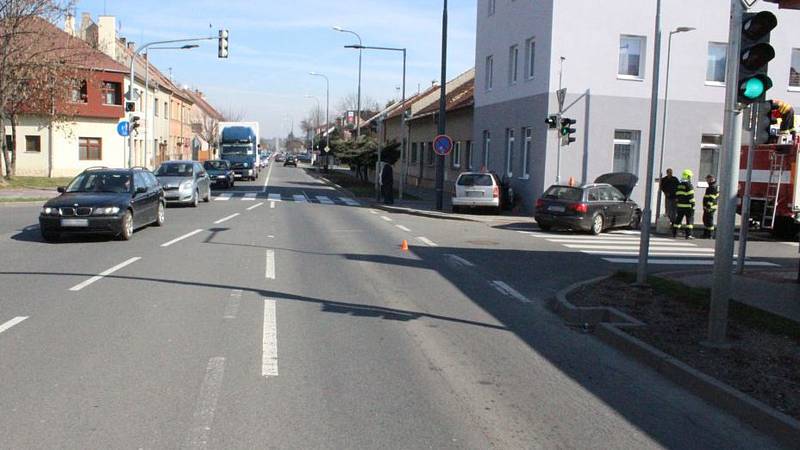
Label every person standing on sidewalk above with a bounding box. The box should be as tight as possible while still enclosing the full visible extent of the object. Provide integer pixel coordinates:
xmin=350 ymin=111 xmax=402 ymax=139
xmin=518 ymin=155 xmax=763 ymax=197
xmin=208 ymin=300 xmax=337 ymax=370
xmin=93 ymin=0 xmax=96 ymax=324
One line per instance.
xmin=660 ymin=168 xmax=679 ymax=224
xmin=381 ymin=162 xmax=394 ymax=205
xmin=702 ymin=174 xmax=719 ymax=239
xmin=673 ymin=169 xmax=696 ymax=240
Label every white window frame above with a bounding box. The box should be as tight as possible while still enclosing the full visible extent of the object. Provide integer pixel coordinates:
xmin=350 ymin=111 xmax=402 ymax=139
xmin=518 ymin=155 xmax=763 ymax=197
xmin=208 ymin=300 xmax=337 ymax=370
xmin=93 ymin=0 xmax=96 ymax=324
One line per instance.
xmin=505 ymin=128 xmax=515 ymax=178
xmin=483 ymin=130 xmax=491 ymax=168
xmin=618 ymin=35 xmax=646 ymax=80
xmin=452 ymin=141 xmax=462 ymax=169
xmin=521 ymin=127 xmax=531 ymax=178
xmin=466 ymin=140 xmax=474 ymax=170
xmin=525 ymin=38 xmax=535 ymax=80
xmin=485 ymin=55 xmax=494 ymax=91
xmin=699 ymin=134 xmax=722 ymax=179
xmin=509 ymin=44 xmax=519 ymax=85
xmin=488 ymin=0 xmax=495 ymax=16
xmin=612 ymin=130 xmax=640 ymax=175
xmin=789 ymin=48 xmax=800 ymax=91
xmin=706 ymin=42 xmax=728 ymax=86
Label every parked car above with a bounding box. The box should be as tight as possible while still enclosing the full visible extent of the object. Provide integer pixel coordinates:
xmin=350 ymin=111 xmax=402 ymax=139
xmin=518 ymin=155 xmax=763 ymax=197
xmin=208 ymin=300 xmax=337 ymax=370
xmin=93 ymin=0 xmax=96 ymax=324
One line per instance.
xmin=274 ymin=153 xmax=286 ymax=163
xmin=534 ymin=172 xmax=642 ymax=235
xmin=204 ymin=160 xmax=235 ymax=189
xmin=283 ymin=155 xmax=297 ymax=167
xmin=39 ymin=167 xmax=165 ymax=241
xmin=155 ymin=161 xmax=211 ymax=207
xmin=451 ymin=172 xmax=503 ymax=214
xmin=297 ymin=153 xmax=312 ymax=163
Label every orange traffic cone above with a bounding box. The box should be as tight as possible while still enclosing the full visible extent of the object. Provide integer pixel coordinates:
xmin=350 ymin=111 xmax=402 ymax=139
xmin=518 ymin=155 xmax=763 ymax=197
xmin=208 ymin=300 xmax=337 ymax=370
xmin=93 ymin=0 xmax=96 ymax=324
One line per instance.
xmin=400 ymin=239 xmax=409 ymax=251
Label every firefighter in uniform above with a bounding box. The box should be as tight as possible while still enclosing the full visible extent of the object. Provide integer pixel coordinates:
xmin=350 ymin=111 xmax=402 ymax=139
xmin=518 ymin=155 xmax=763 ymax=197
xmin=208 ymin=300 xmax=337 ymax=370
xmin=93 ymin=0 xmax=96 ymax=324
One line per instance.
xmin=673 ymin=169 xmax=696 ymax=239
xmin=703 ymin=174 xmax=719 ymax=239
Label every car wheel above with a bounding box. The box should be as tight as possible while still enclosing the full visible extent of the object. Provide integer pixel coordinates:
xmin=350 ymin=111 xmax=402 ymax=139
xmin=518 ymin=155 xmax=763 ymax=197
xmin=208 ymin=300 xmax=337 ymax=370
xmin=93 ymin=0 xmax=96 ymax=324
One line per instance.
xmin=41 ymin=230 xmax=59 ymax=242
xmin=590 ymin=214 xmax=604 ymax=235
xmin=191 ymin=190 xmax=199 ymax=207
xmin=203 ymin=188 xmax=210 ymax=203
xmin=538 ymin=223 xmax=552 ymax=231
xmin=154 ymin=202 xmax=165 ymax=227
xmin=629 ymin=211 xmax=642 ymax=230
xmin=119 ymin=210 xmax=134 ymax=240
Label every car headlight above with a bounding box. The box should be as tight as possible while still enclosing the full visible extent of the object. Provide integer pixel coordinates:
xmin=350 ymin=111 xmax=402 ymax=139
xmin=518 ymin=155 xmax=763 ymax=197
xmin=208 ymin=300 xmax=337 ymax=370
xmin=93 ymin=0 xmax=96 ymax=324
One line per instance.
xmin=242 ymin=162 xmax=249 ymax=168
xmin=179 ymin=180 xmax=193 ymax=191
xmin=92 ymin=206 xmax=120 ymax=215
xmin=42 ymin=206 xmax=59 ymax=216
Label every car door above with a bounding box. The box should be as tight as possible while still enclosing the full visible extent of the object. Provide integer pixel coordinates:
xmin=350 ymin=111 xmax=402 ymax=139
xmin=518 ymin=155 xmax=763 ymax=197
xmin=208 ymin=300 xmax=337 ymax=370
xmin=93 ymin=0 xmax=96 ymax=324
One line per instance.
xmin=195 ymin=163 xmax=210 ymax=198
xmin=600 ymin=186 xmax=625 ymax=226
xmin=607 ymin=186 xmax=633 ymax=226
xmin=131 ymin=172 xmax=151 ymax=227
xmin=145 ymin=172 xmax=161 ymax=222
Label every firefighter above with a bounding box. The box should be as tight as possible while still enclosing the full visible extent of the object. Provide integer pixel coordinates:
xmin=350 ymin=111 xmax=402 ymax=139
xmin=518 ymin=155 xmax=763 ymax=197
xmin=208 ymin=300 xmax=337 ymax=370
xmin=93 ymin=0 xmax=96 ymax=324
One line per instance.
xmin=703 ymin=174 xmax=719 ymax=239
xmin=772 ymin=99 xmax=795 ymax=133
xmin=673 ymin=169 xmax=696 ymax=239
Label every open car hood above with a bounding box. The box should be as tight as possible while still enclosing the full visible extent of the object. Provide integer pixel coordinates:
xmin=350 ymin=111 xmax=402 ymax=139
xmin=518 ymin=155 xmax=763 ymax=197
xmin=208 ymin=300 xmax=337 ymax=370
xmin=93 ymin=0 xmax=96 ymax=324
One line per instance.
xmin=594 ymin=172 xmax=638 ymax=198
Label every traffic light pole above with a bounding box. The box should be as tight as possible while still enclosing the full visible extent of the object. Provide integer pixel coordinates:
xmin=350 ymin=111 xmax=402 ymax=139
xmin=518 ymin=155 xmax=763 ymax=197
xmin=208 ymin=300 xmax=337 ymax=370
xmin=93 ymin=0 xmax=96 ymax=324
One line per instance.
xmin=435 ymin=0 xmax=447 ymax=211
xmin=737 ymin=103 xmax=758 ymax=274
xmin=707 ymin=0 xmax=746 ymax=347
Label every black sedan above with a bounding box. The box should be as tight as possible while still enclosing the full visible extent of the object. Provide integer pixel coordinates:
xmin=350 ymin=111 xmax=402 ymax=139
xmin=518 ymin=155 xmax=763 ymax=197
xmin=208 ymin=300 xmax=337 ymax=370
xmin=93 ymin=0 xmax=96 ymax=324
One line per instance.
xmin=204 ymin=160 xmax=235 ymax=189
xmin=534 ymin=172 xmax=641 ymax=235
xmin=39 ymin=167 xmax=165 ymax=241
xmin=283 ymin=156 xmax=297 ymax=167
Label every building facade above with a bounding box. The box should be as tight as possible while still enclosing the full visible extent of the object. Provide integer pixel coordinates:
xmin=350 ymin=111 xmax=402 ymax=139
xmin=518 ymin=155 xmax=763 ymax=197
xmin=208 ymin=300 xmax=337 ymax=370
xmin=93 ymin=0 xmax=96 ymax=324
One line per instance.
xmin=474 ymin=0 xmax=800 ymax=215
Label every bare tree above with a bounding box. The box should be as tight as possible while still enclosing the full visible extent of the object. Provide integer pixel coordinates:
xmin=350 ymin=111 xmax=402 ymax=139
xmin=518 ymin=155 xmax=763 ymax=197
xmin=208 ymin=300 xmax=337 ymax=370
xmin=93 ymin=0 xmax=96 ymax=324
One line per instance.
xmin=336 ymin=92 xmax=381 ymax=116
xmin=221 ymin=106 xmax=245 ymax=122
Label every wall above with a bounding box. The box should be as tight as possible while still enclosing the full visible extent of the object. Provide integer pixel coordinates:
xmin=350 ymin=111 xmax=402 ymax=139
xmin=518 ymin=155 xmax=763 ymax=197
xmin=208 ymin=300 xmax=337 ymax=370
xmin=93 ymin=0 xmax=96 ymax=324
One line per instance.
xmin=406 ymin=107 xmax=473 ymax=193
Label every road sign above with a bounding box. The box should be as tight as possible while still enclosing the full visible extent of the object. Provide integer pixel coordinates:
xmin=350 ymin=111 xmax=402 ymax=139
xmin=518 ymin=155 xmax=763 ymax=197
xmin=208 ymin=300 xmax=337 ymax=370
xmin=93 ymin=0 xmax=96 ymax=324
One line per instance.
xmin=324 ymin=146 xmax=331 ymax=153
xmin=117 ymin=121 xmax=130 ymax=137
xmin=433 ymin=134 xmax=453 ymax=156
xmin=556 ymin=88 xmax=567 ymax=110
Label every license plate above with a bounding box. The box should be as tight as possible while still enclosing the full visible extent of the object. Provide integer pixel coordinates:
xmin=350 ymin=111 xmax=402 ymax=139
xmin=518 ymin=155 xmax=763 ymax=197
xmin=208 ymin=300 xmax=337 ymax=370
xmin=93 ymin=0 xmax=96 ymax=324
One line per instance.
xmin=217 ymin=175 xmax=226 ymax=179
xmin=61 ymin=218 xmax=89 ymax=227
xmin=234 ymin=174 xmax=242 ymax=178
xmin=548 ymin=205 xmax=566 ymax=213
xmin=466 ymin=191 xmax=484 ymax=197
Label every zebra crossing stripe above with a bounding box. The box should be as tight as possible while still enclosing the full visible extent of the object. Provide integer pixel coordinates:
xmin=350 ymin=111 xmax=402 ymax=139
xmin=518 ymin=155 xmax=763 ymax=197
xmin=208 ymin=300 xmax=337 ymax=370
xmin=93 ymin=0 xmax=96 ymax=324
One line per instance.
xmin=317 ymin=196 xmax=334 ymax=205
xmin=340 ymin=197 xmax=360 ymax=206
xmin=268 ymin=193 xmax=282 ymax=202
xmin=604 ymin=258 xmax=777 ymax=267
xmin=242 ymin=193 xmax=257 ymax=201
xmin=292 ymin=194 xmax=307 ymax=203
xmin=214 ymin=194 xmax=232 ymax=201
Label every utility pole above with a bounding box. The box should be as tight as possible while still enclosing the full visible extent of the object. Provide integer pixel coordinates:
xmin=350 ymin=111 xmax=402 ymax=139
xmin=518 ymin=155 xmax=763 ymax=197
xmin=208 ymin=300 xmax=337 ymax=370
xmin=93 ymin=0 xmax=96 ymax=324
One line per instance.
xmin=555 ymin=57 xmax=565 ymax=184
xmin=435 ymin=0 xmax=448 ymax=211
xmin=737 ymin=103 xmax=758 ymax=273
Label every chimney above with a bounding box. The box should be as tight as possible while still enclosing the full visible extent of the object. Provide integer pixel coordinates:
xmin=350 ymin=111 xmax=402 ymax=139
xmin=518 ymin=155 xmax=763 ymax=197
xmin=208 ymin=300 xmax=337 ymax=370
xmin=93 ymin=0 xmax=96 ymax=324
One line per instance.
xmin=127 ymin=41 xmax=135 ymax=50
xmin=97 ymin=15 xmax=117 ymax=60
xmin=64 ymin=13 xmax=76 ymax=36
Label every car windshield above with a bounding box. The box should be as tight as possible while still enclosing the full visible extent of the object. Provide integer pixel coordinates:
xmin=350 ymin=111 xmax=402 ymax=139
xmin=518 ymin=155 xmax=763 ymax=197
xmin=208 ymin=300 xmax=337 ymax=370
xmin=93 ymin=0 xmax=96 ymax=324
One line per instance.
xmin=221 ymin=145 xmax=251 ymax=156
xmin=204 ymin=161 xmax=227 ymax=170
xmin=458 ymin=174 xmax=493 ymax=187
xmin=543 ymin=186 xmax=583 ymax=201
xmin=66 ymin=172 xmax=131 ymax=194
xmin=156 ymin=164 xmax=194 ymax=177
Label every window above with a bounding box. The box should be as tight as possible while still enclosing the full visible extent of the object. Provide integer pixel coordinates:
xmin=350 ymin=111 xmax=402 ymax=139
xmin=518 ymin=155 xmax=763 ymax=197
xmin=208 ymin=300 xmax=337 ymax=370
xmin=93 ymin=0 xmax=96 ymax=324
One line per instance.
xmin=612 ymin=130 xmax=640 ymax=174
xmin=154 ymin=98 xmax=159 ymax=117
xmin=706 ymin=43 xmax=727 ymax=84
xmin=483 ymin=130 xmax=491 ymax=168
xmin=70 ymin=80 xmax=87 ymax=103
xmin=426 ymin=141 xmax=434 ymax=165
xmin=4 ymin=135 xmax=13 ymax=155
xmin=509 ymin=45 xmax=519 ymax=85
xmin=101 ymin=82 xmax=121 ymax=105
xmin=790 ymin=49 xmax=800 ymax=88
xmin=79 ymin=137 xmax=102 ymax=160
xmin=452 ymin=141 xmax=462 ymax=168
xmin=134 ymin=172 xmax=148 ymax=191
xmin=25 ymin=135 xmax=41 ymax=152
xmin=164 ymin=102 xmax=169 ymax=119
xmin=505 ymin=128 xmax=515 ymax=177
xmin=488 ymin=0 xmax=495 ymax=16
xmin=466 ymin=140 xmax=473 ymax=170
xmin=618 ymin=35 xmax=645 ymax=78
xmin=522 ymin=127 xmax=531 ymax=177
xmin=485 ymin=55 xmax=494 ymax=91
xmin=411 ymin=142 xmax=418 ymax=163
xmin=525 ymin=38 xmax=536 ymax=79
xmin=699 ymin=134 xmax=722 ymax=178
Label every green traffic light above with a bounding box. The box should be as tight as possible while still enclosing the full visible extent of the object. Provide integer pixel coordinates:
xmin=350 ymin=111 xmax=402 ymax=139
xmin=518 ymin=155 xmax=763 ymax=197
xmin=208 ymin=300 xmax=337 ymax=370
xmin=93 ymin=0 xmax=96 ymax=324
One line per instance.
xmin=742 ymin=77 xmax=765 ymax=99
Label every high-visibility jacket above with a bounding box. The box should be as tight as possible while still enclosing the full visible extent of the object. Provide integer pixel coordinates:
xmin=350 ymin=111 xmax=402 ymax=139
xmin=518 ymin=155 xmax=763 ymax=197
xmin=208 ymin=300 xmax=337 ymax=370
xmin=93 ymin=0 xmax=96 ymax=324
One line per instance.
xmin=703 ymin=184 xmax=719 ymax=212
xmin=676 ymin=180 xmax=695 ymax=209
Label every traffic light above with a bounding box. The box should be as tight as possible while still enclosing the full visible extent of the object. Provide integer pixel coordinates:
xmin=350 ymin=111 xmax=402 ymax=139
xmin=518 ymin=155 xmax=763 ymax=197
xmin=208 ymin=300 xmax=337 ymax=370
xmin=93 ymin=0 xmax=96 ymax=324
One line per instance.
xmin=130 ymin=115 xmax=141 ymax=134
xmin=737 ymin=11 xmax=777 ymax=104
xmin=125 ymin=101 xmax=136 ymax=112
xmin=560 ymin=118 xmax=576 ymax=146
xmin=545 ymin=115 xmax=559 ymax=129
xmin=754 ymin=101 xmax=778 ymax=144
xmin=218 ymin=29 xmax=229 ymax=58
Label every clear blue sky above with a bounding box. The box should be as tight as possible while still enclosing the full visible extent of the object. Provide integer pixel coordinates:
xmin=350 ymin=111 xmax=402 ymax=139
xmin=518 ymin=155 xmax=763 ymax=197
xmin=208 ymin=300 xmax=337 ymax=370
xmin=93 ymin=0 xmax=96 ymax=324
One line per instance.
xmin=75 ymin=0 xmax=477 ymax=138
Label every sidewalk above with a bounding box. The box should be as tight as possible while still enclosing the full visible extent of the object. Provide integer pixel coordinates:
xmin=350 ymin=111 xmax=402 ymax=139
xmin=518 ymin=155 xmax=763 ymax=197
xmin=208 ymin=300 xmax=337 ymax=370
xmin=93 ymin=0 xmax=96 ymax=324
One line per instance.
xmin=0 ymin=188 xmax=58 ymax=202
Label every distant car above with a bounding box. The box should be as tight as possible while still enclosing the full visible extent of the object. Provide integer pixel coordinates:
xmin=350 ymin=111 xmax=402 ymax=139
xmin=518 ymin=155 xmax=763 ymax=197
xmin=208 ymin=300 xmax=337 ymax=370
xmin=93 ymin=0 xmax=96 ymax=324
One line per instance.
xmin=283 ymin=155 xmax=297 ymax=167
xmin=297 ymin=153 xmax=312 ymax=163
xmin=204 ymin=160 xmax=235 ymax=189
xmin=155 ymin=161 xmax=211 ymax=207
xmin=534 ymin=172 xmax=642 ymax=235
xmin=451 ymin=172 xmax=502 ymax=214
xmin=274 ymin=153 xmax=286 ymax=163
xmin=39 ymin=167 xmax=165 ymax=241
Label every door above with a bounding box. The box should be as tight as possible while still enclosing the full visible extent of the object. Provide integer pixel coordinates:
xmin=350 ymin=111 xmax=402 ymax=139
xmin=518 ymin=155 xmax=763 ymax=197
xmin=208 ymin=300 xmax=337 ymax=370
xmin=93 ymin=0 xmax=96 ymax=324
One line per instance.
xmin=195 ymin=163 xmax=210 ymax=198
xmin=146 ymin=172 xmax=161 ymax=222
xmin=600 ymin=186 xmax=627 ymax=226
xmin=132 ymin=172 xmax=152 ymax=226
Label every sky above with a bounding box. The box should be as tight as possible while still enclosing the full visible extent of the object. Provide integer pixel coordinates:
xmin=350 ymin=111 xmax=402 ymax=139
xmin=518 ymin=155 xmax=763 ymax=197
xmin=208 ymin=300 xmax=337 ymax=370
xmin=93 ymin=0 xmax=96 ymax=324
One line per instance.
xmin=74 ymin=0 xmax=478 ymax=139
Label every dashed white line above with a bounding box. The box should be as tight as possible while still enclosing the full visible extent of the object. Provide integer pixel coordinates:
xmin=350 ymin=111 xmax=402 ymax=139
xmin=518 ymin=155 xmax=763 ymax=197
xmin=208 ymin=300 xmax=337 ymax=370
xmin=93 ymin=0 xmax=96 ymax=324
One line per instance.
xmin=247 ymin=202 xmax=264 ymax=211
xmin=68 ymin=257 xmax=141 ymax=291
xmin=270 ymin=201 xmax=276 ymax=209
xmin=183 ymin=356 xmax=226 ymax=449
xmin=417 ymin=236 xmax=438 ymax=247
xmin=490 ymin=280 xmax=531 ymax=303
xmin=262 ymin=298 xmax=279 ymax=377
xmin=224 ymin=290 xmax=242 ymax=319
xmin=213 ymin=213 xmax=240 ymax=224
xmin=265 ymin=249 xmax=276 ymax=280
xmin=381 ymin=215 xmax=393 ymax=222
xmin=445 ymin=254 xmax=475 ymax=267
xmin=161 ymin=229 xmax=204 ymax=248
xmin=395 ymin=224 xmax=411 ymax=232
xmin=0 ymin=316 xmax=28 ymax=335
xmin=262 ymin=163 xmax=274 ymax=192
xmin=214 ymin=193 xmax=232 ymax=201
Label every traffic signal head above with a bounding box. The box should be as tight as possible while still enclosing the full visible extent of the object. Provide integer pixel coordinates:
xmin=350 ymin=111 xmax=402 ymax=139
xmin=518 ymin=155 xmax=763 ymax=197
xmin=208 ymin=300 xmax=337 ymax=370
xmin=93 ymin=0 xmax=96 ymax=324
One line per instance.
xmin=754 ymin=101 xmax=777 ymax=144
xmin=560 ymin=118 xmax=576 ymax=145
xmin=130 ymin=115 xmax=141 ymax=134
xmin=545 ymin=115 xmax=559 ymax=129
xmin=218 ymin=29 xmax=229 ymax=58
xmin=737 ymin=11 xmax=777 ymax=104
xmin=125 ymin=101 xmax=136 ymax=112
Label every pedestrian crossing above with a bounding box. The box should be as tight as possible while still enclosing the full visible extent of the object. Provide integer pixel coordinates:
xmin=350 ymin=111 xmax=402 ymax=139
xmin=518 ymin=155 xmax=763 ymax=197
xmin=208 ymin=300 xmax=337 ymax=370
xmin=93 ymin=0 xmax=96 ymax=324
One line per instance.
xmin=521 ymin=230 xmax=777 ymax=267
xmin=212 ymin=191 xmax=361 ymax=206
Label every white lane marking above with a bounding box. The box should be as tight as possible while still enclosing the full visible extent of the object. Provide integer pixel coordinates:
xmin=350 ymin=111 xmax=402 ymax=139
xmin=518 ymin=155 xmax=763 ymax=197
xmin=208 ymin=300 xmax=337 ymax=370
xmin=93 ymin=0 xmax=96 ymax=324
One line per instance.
xmin=316 ymin=196 xmax=334 ymax=205
xmin=161 ymin=229 xmax=205 ymax=248
xmin=242 ymin=193 xmax=257 ymax=201
xmin=417 ymin=237 xmax=438 ymax=247
xmin=0 ymin=316 xmax=28 ymax=335
xmin=445 ymin=254 xmax=475 ymax=267
xmin=380 ymin=215 xmax=393 ymax=222
xmin=268 ymin=193 xmax=282 ymax=202
xmin=292 ymin=194 xmax=307 ymax=203
xmin=270 ymin=201 xmax=276 ymax=209
xmin=262 ymin=298 xmax=279 ymax=377
xmin=262 ymin=163 xmax=274 ymax=192
xmin=184 ymin=356 xmax=226 ymax=449
xmin=564 ymin=244 xmax=714 ymax=252
xmin=302 ymin=191 xmax=311 ymax=202
xmin=490 ymin=280 xmax=531 ymax=303
xmin=783 ymin=241 xmax=799 ymax=247
xmin=213 ymin=213 xmax=240 ymax=225
xmin=583 ymin=250 xmax=716 ymax=257
xmin=265 ymin=249 xmax=275 ymax=280
xmin=369 ymin=209 xmax=379 ymax=215
xmin=546 ymin=238 xmax=676 ymax=244
xmin=604 ymin=258 xmax=778 ymax=267
xmin=395 ymin=224 xmax=411 ymax=232
xmin=224 ymin=290 xmax=242 ymax=319
xmin=69 ymin=257 xmax=141 ymax=291
xmin=340 ymin=197 xmax=360 ymax=206
xmin=247 ymin=202 xmax=264 ymax=211
xmin=214 ymin=193 xmax=232 ymax=201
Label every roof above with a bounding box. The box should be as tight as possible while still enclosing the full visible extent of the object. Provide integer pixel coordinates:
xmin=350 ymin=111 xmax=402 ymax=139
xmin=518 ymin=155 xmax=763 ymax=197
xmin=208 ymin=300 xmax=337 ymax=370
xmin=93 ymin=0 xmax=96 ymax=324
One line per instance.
xmin=184 ymin=89 xmax=224 ymax=121
xmin=384 ymin=85 xmax=441 ymax=120
xmin=117 ymin=44 xmax=194 ymax=103
xmin=412 ymin=69 xmax=475 ymax=119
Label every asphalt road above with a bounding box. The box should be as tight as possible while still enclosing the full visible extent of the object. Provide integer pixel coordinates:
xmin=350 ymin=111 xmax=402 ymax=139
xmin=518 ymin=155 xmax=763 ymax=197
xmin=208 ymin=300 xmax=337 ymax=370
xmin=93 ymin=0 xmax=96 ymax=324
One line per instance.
xmin=0 ymin=162 xmax=790 ymax=449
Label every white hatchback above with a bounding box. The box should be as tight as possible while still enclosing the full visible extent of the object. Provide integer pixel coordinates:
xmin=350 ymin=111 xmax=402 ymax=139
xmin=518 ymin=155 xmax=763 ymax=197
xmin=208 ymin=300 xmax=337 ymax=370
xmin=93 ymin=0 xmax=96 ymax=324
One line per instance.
xmin=452 ymin=172 xmax=501 ymax=213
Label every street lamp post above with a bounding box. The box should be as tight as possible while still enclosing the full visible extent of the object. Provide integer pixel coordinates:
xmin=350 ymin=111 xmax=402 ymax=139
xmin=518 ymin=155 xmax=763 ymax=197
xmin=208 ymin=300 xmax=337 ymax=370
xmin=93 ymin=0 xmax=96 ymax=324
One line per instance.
xmin=345 ymin=44 xmax=406 ymax=200
xmin=309 ymin=72 xmax=330 ymax=171
xmin=333 ymin=27 xmax=363 ymax=140
xmin=655 ymin=27 xmax=695 ymax=219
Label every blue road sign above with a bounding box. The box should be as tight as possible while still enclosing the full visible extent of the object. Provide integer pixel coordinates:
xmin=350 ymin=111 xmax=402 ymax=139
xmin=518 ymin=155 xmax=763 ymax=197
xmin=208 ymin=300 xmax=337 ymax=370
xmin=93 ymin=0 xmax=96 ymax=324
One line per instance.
xmin=117 ymin=121 xmax=130 ymax=137
xmin=433 ymin=134 xmax=453 ymax=156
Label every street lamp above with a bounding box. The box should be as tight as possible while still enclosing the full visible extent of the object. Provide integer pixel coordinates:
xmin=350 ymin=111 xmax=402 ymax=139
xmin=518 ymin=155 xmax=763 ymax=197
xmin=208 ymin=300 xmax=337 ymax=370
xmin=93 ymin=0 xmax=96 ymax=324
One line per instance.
xmin=309 ymin=72 xmax=331 ymax=171
xmin=333 ymin=26 xmax=363 ymax=139
xmin=305 ymin=95 xmax=321 ymax=154
xmin=345 ymin=44 xmax=407 ymax=200
xmin=655 ymin=26 xmax=695 ymax=219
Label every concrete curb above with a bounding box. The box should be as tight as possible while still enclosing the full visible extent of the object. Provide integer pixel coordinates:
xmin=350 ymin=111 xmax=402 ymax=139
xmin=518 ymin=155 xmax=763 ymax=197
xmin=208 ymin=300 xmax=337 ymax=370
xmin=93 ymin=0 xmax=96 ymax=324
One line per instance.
xmin=552 ymin=276 xmax=800 ymax=447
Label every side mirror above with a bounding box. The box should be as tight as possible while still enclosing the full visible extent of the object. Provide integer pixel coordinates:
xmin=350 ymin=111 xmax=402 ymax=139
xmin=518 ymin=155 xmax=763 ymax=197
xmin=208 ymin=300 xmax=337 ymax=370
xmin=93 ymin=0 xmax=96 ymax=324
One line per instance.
xmin=136 ymin=186 xmax=147 ymax=194
xmin=57 ymin=186 xmax=66 ymax=193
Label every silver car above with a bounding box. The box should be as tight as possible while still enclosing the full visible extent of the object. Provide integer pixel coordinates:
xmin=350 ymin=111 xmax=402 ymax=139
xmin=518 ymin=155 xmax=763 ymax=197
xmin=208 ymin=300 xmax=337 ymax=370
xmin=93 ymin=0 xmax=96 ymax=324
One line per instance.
xmin=155 ymin=161 xmax=211 ymax=207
